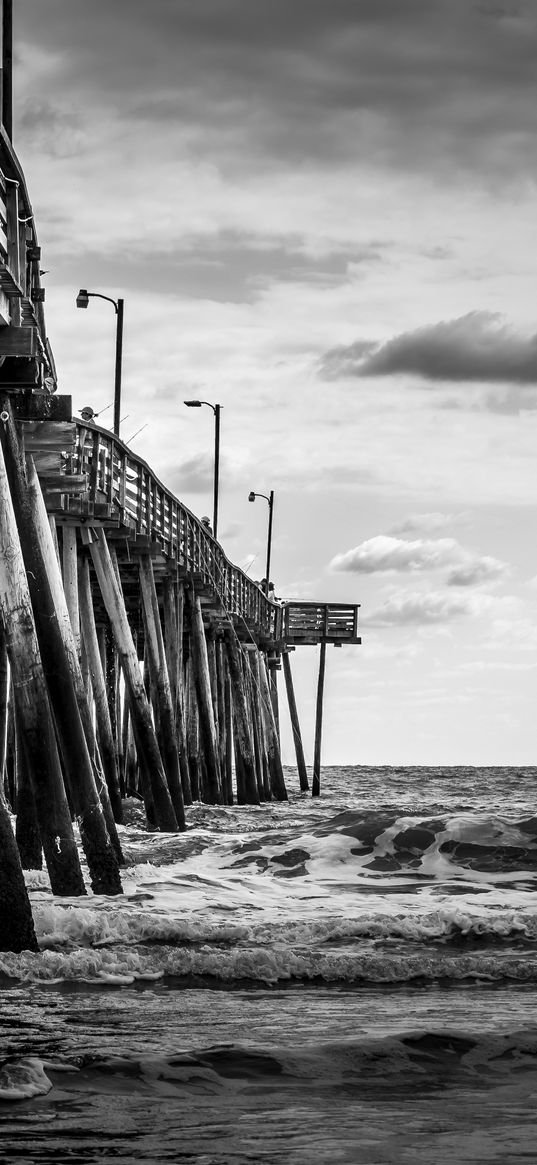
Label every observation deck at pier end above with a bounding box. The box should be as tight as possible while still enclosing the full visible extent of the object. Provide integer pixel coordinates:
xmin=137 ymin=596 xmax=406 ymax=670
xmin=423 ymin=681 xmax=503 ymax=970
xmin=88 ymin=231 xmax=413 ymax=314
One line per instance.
xmin=281 ymin=602 xmax=361 ymax=647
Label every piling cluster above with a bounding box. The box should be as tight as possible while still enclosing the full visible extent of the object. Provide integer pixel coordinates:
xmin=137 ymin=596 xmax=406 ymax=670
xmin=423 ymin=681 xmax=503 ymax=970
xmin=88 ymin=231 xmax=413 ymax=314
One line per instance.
xmin=0 ymin=400 xmax=291 ymax=953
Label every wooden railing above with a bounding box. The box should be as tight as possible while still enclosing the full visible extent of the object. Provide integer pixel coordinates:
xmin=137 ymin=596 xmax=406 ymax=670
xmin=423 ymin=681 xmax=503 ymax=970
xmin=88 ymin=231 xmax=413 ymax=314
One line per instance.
xmin=73 ymin=420 xmax=283 ymax=641
xmin=0 ymin=127 xmax=53 ymax=375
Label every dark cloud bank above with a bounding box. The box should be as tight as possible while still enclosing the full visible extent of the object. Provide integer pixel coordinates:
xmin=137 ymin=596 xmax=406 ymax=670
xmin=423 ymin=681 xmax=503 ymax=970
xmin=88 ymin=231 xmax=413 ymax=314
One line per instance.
xmin=321 ymin=312 xmax=537 ymax=384
xmin=16 ymin=0 xmax=537 ymax=178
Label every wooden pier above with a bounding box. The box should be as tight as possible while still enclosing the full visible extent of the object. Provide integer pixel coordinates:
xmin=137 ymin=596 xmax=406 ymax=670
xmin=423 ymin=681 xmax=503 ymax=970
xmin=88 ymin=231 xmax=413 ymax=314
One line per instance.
xmin=0 ymin=0 xmax=360 ymax=951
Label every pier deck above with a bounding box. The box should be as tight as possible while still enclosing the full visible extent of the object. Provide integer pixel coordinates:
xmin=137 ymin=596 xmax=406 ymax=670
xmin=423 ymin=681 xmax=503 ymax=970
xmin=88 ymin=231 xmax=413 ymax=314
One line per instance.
xmin=17 ymin=411 xmax=361 ymax=652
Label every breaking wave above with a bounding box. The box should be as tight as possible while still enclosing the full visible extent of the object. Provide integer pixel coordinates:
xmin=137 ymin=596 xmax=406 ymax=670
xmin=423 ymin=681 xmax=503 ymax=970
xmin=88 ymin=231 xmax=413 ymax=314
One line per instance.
xmin=3 ymin=805 xmax=536 ymax=988
xmin=3 ymin=1026 xmax=537 ymax=1102
xmin=226 ymin=808 xmax=537 ymax=881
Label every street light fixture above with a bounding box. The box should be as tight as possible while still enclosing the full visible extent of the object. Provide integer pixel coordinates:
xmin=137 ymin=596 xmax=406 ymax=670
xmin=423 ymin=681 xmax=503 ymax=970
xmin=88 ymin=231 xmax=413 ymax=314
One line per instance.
xmin=184 ymin=399 xmax=221 ymax=539
xmin=248 ymin=490 xmax=274 ymax=595
xmin=76 ymin=289 xmax=124 ymax=438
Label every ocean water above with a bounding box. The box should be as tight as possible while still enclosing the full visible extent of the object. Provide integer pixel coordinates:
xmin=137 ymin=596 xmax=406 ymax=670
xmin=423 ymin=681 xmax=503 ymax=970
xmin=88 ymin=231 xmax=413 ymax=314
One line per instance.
xmin=1 ymin=765 xmax=537 ymax=1164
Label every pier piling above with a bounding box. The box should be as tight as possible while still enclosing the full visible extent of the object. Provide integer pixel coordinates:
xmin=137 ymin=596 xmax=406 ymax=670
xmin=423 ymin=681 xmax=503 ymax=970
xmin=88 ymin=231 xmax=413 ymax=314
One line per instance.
xmin=86 ymin=528 xmax=178 ymax=832
xmin=190 ymin=592 xmax=223 ymax=804
xmin=139 ymin=553 xmax=186 ymax=828
xmin=312 ymin=641 xmax=327 ymax=798
xmin=224 ymin=630 xmax=259 ymax=805
xmin=0 ymin=431 xmax=86 ymax=896
xmin=282 ymin=651 xmax=309 ymax=791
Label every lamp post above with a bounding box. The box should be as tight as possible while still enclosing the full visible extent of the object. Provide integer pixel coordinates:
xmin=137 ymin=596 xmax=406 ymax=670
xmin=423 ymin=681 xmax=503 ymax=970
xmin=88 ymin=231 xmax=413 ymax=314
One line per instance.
xmin=76 ymin=290 xmax=124 ymax=438
xmin=248 ymin=490 xmax=274 ymax=595
xmin=184 ymin=399 xmax=221 ymax=539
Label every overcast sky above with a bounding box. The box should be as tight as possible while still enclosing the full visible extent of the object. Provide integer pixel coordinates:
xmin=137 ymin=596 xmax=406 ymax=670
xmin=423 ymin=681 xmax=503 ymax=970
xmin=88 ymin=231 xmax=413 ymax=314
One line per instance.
xmin=15 ymin=0 xmax=537 ymax=765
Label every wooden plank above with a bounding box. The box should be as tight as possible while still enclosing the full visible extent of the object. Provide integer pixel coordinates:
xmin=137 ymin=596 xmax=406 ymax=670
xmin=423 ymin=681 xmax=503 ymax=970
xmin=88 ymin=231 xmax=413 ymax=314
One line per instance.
xmin=0 ymin=261 xmax=22 ymax=296
xmin=0 ymin=286 xmax=10 ymax=325
xmin=13 ymin=394 xmax=72 ymax=422
xmin=38 ymin=473 xmax=88 ymax=493
xmin=21 ymin=420 xmax=76 ymax=451
xmin=30 ymin=452 xmax=64 ymax=476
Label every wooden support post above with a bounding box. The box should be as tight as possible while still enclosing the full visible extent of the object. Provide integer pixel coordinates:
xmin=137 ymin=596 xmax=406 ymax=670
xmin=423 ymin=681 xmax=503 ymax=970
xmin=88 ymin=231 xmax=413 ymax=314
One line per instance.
xmin=98 ymin=623 xmax=120 ymax=770
xmin=86 ymin=529 xmax=178 ymax=832
xmin=259 ymin=655 xmax=288 ymax=801
xmin=21 ymin=455 xmax=124 ymax=890
xmin=163 ymin=574 xmax=178 ymax=711
xmin=162 ymin=572 xmax=191 ymax=804
xmin=122 ymin=698 xmax=144 ymax=806
xmin=98 ymin=624 xmax=122 ymax=795
xmin=120 ymin=678 xmax=129 ymax=794
xmin=207 ymin=627 xmax=228 ymax=798
xmin=223 ymin=657 xmax=234 ymax=805
xmin=206 ymin=629 xmax=220 ymax=741
xmin=185 ymin=656 xmax=201 ymax=802
xmin=0 ymin=432 xmax=86 ymax=897
xmin=246 ymin=651 xmax=266 ymax=801
xmin=250 ymin=649 xmax=271 ymax=801
xmin=78 ymin=556 xmax=123 ymax=823
xmin=4 ymin=679 xmax=15 ymax=810
xmin=216 ymin=638 xmax=232 ymax=804
xmin=224 ymin=630 xmax=259 ymax=805
xmin=312 ymin=640 xmax=327 ymax=798
xmin=270 ymin=666 xmax=281 ymax=742
xmin=80 ymin=635 xmax=91 ymax=693
xmin=176 ymin=579 xmax=185 ymax=716
xmin=139 ymin=553 xmax=186 ymax=829
xmin=0 ymin=620 xmax=8 ymax=788
xmin=176 ymin=710 xmax=192 ymax=806
xmin=0 ymin=792 xmax=39 ymax=953
xmin=14 ymin=710 xmax=42 ymax=870
xmin=49 ymin=514 xmax=60 ymax=562
xmin=282 ymin=651 xmax=309 ymax=791
xmin=113 ymin=644 xmax=124 ymax=798
xmin=189 ymin=592 xmax=222 ymax=804
xmin=62 ymin=526 xmax=80 ymax=656
xmin=174 ymin=580 xmax=192 ymax=804
xmin=233 ymin=726 xmax=246 ymax=805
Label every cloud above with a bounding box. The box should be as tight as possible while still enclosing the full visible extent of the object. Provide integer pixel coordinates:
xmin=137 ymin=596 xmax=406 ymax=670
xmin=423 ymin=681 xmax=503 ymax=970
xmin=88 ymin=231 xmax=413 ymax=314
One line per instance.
xmin=366 ymin=589 xmax=494 ymax=627
xmin=447 ymin=557 xmax=507 ymax=586
xmin=321 ymin=313 xmax=537 ymax=384
xmin=16 ymin=0 xmax=537 ymax=183
xmin=330 ymin=534 xmax=508 ymax=589
xmin=330 ymin=535 xmax=462 ymax=574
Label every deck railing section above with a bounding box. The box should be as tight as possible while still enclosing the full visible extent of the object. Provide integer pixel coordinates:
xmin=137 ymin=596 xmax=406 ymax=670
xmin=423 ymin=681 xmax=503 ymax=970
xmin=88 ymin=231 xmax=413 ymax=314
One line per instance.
xmin=0 ymin=170 xmax=9 ymax=270
xmin=0 ymin=167 xmax=22 ymax=304
xmin=0 ymin=128 xmax=54 ymax=371
xmin=74 ymin=421 xmax=282 ymax=641
xmin=283 ymin=602 xmax=360 ymax=644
